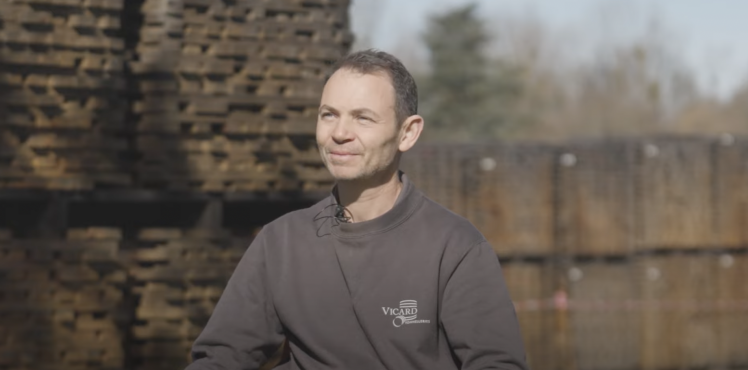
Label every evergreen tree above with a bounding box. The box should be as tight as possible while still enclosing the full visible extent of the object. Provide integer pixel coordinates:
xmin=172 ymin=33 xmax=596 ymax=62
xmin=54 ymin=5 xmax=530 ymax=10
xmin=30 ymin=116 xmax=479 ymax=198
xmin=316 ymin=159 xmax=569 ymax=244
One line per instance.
xmin=419 ymin=4 xmax=523 ymax=141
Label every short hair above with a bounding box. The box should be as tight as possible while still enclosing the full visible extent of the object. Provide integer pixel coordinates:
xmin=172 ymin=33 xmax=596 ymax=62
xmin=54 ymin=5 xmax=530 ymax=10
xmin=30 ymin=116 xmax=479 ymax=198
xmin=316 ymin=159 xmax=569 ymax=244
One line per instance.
xmin=328 ymin=49 xmax=418 ymax=124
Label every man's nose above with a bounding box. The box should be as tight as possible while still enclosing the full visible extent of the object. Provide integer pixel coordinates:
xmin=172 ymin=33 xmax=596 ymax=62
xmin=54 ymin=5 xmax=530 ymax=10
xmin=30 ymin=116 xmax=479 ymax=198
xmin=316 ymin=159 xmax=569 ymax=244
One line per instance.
xmin=331 ymin=118 xmax=354 ymax=143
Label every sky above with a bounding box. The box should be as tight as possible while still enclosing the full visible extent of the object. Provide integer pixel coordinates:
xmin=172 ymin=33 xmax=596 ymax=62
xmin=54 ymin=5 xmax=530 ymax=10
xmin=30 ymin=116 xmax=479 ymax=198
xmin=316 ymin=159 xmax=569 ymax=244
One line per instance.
xmin=349 ymin=0 xmax=748 ymax=100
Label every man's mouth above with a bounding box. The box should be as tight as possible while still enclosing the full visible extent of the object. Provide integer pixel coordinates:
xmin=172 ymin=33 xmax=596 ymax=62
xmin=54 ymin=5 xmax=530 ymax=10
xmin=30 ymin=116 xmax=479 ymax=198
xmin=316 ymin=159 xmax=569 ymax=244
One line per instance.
xmin=327 ymin=150 xmax=359 ymax=161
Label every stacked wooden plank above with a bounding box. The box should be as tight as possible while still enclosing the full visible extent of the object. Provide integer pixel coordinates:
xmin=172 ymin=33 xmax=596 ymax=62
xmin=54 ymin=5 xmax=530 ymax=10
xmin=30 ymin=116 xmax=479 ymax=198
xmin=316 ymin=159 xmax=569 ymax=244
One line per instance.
xmin=130 ymin=0 xmax=351 ymax=192
xmin=125 ymin=228 xmax=254 ymax=370
xmin=0 ymin=227 xmax=126 ymax=370
xmin=0 ymin=0 xmax=132 ymax=190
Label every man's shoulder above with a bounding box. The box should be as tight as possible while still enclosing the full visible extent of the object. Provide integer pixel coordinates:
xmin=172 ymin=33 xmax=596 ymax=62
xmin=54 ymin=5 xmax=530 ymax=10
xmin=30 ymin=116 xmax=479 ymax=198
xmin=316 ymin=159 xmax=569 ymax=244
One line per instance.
xmin=260 ymin=195 xmax=332 ymax=234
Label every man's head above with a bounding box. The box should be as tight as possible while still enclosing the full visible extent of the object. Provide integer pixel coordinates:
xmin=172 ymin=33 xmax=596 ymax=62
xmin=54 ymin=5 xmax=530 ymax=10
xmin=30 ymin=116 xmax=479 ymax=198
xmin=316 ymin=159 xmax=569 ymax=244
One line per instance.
xmin=316 ymin=49 xmax=424 ymax=182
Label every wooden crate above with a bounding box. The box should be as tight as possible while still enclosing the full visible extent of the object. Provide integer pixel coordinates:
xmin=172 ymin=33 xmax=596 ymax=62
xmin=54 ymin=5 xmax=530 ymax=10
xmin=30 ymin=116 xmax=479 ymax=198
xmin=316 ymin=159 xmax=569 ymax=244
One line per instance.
xmin=464 ymin=144 xmax=556 ymax=257
xmin=714 ymin=253 xmax=748 ymax=367
xmin=638 ymin=254 xmax=718 ymax=370
xmin=502 ymin=261 xmax=557 ymax=370
xmin=635 ymin=138 xmax=716 ymax=250
xmin=557 ymin=141 xmax=635 ymax=256
xmin=401 ymin=143 xmax=473 ymax=217
xmin=567 ymin=260 xmax=639 ymax=370
xmin=713 ymin=138 xmax=748 ymax=249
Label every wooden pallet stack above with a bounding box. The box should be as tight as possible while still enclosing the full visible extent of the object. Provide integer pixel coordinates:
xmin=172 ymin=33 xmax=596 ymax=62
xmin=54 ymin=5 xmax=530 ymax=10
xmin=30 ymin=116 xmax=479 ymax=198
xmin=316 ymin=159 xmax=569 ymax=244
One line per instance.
xmin=556 ymin=140 xmax=635 ymax=256
xmin=464 ymin=144 xmax=556 ymax=257
xmin=0 ymin=0 xmax=132 ymax=190
xmin=0 ymin=227 xmax=126 ymax=370
xmin=401 ymin=143 xmax=476 ymax=217
xmin=566 ymin=260 xmax=640 ymax=370
xmin=637 ymin=254 xmax=719 ymax=370
xmin=125 ymin=227 xmax=254 ymax=370
xmin=130 ymin=0 xmax=351 ymax=192
xmin=502 ymin=261 xmax=557 ymax=370
xmin=714 ymin=252 xmax=748 ymax=368
xmin=634 ymin=137 xmax=716 ymax=250
xmin=712 ymin=137 xmax=748 ymax=369
xmin=713 ymin=136 xmax=748 ymax=248
xmin=404 ymin=138 xmax=748 ymax=370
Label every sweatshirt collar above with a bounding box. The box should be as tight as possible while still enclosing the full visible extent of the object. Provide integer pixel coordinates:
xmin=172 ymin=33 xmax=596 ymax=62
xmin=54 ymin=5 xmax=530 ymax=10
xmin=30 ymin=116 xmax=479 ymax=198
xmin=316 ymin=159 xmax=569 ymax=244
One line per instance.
xmin=327 ymin=171 xmax=424 ymax=239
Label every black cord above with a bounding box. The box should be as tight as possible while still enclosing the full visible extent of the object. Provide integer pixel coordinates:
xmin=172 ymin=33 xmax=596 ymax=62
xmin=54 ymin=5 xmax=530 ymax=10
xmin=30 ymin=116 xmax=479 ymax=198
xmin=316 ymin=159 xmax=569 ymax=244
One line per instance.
xmin=313 ymin=203 xmax=353 ymax=237
xmin=333 ymin=204 xmax=352 ymax=223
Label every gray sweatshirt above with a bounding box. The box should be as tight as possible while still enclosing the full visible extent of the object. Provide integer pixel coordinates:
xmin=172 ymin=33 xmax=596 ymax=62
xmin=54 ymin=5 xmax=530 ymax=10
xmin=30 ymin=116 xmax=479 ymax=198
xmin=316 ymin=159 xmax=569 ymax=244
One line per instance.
xmin=187 ymin=173 xmax=528 ymax=370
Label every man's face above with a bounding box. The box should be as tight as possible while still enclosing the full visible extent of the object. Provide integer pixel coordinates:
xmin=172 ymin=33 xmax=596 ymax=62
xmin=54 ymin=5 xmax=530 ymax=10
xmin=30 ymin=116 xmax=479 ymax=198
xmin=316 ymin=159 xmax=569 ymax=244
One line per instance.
xmin=316 ymin=68 xmax=402 ymax=181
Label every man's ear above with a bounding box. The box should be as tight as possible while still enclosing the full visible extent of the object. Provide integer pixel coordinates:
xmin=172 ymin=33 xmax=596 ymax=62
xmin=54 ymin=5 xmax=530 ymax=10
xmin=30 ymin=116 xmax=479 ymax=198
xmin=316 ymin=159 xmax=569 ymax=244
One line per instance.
xmin=398 ymin=115 xmax=424 ymax=152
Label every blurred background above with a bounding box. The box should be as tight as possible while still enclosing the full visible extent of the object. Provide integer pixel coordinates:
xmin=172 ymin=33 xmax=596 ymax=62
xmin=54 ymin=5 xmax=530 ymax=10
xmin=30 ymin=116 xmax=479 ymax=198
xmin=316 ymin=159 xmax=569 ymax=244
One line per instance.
xmin=0 ymin=0 xmax=746 ymax=370
xmin=352 ymin=0 xmax=748 ymax=142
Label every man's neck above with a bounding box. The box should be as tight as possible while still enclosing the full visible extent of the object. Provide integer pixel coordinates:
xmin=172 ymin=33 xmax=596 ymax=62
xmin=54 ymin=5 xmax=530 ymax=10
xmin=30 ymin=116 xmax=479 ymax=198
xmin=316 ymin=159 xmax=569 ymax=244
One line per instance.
xmin=336 ymin=170 xmax=403 ymax=223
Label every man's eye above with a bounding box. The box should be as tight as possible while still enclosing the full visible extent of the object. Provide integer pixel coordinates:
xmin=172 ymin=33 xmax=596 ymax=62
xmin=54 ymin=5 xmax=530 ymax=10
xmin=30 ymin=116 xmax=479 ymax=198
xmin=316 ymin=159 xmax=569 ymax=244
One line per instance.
xmin=358 ymin=116 xmax=372 ymax=122
xmin=321 ymin=112 xmax=333 ymax=118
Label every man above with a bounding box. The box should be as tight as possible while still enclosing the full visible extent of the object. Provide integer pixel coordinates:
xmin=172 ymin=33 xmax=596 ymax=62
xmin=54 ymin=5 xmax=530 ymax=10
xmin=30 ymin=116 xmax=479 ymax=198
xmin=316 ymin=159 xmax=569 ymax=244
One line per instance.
xmin=187 ymin=50 xmax=528 ymax=370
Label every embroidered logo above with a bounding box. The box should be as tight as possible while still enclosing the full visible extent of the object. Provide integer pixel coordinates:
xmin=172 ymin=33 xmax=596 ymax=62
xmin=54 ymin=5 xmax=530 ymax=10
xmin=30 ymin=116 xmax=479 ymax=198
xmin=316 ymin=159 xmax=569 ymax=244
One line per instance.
xmin=382 ymin=300 xmax=431 ymax=327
